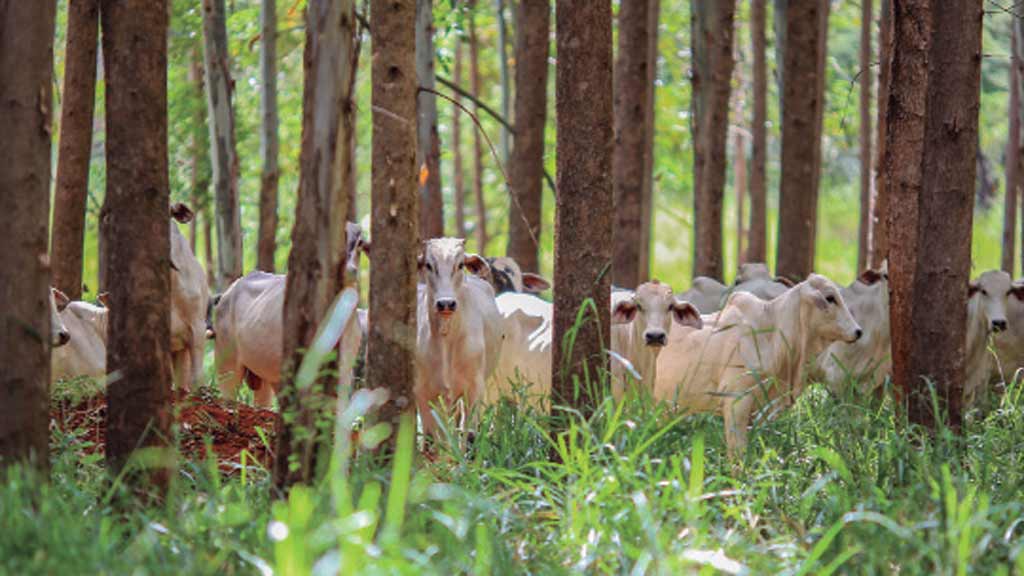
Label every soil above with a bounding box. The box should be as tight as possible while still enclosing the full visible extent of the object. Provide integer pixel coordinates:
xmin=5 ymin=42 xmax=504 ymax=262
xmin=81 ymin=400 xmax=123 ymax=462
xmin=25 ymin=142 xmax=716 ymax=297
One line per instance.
xmin=51 ymin=389 xmax=278 ymax=474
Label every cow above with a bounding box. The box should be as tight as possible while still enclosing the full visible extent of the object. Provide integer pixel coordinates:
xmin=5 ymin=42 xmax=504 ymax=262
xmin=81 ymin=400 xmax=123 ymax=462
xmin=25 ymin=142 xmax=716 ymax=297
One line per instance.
xmin=211 ymin=224 xmax=367 ymax=408
xmin=995 ymin=280 xmax=1024 ymax=390
xmin=486 ymin=292 xmax=553 ymax=408
xmin=654 ymin=274 xmax=861 ymax=457
xmin=169 ymin=203 xmax=211 ymax=393
xmin=49 ymin=288 xmax=71 ymax=348
xmin=52 ymin=296 xmax=109 ymax=384
xmin=609 ymin=281 xmax=702 ymax=398
xmin=466 ymin=255 xmax=551 ymax=295
xmin=678 ymin=277 xmax=729 ymax=315
xmin=415 ymin=238 xmax=503 ymax=436
xmin=816 ymin=265 xmax=891 ymax=392
xmin=963 ymin=270 xmax=1022 ymax=406
xmin=677 ymin=264 xmax=793 ymax=315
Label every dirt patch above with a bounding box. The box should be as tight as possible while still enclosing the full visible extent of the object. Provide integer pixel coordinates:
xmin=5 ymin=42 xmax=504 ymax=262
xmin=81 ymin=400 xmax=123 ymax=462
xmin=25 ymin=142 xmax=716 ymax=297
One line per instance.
xmin=51 ymin=391 xmax=278 ymax=473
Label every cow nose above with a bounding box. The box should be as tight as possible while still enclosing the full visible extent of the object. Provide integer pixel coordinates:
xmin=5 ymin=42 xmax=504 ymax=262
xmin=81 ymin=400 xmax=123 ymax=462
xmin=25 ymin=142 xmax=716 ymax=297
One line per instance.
xmin=645 ymin=331 xmax=667 ymax=347
xmin=853 ymin=328 xmax=863 ymax=341
xmin=992 ymin=319 xmax=1008 ymax=333
xmin=436 ymin=298 xmax=457 ymax=314
xmin=57 ymin=330 xmax=70 ymax=347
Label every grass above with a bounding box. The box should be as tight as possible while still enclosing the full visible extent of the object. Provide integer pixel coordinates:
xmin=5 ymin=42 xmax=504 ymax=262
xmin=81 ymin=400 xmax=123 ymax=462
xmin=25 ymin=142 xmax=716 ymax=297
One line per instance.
xmin=6 ymin=369 xmax=1024 ymax=574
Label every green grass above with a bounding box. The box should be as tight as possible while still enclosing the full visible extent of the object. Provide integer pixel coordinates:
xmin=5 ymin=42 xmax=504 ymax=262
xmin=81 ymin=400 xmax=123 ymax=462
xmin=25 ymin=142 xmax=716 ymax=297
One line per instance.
xmin=6 ymin=374 xmax=1024 ymax=574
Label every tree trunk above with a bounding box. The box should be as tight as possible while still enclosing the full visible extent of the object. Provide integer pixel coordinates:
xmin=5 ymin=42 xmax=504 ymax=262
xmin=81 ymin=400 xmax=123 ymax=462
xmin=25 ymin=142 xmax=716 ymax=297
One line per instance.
xmin=100 ymin=0 xmax=174 ymax=487
xmin=369 ymin=0 xmax=419 ymax=435
xmin=496 ymin=0 xmax=512 ymax=167
xmin=0 ymin=0 xmax=57 ymax=474
xmin=857 ymin=0 xmax=872 ymax=272
xmin=468 ymin=0 xmax=488 ymax=252
xmin=746 ymin=0 xmax=767 ymax=264
xmin=775 ymin=0 xmax=826 ymax=280
xmin=1004 ymin=24 xmax=1020 ymax=275
xmin=871 ymin=0 xmax=893 ymax=269
xmin=732 ymin=71 xmax=748 ymax=265
xmin=190 ymin=47 xmax=212 ymax=262
xmin=416 ymin=0 xmax=444 ymax=239
xmin=552 ymin=0 xmax=613 ymax=415
xmin=52 ymin=0 xmax=99 ymax=301
xmin=611 ymin=0 xmax=649 ymax=288
xmin=506 ymin=0 xmax=550 ymax=273
xmin=258 ymin=0 xmax=280 ymax=272
xmin=691 ymin=0 xmax=736 ymax=281
xmin=453 ymin=35 xmax=467 ymax=238
xmin=885 ymin=0 xmax=982 ymax=430
xmin=638 ymin=0 xmax=660 ymax=281
xmin=273 ymin=0 xmax=355 ymax=490
xmin=202 ymin=0 xmax=243 ymax=289
xmin=1016 ymin=15 xmax=1024 ymax=276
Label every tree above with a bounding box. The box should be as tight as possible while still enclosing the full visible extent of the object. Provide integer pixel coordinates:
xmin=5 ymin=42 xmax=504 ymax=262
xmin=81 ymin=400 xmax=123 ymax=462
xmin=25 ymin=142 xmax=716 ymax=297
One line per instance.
xmin=202 ymin=0 xmax=243 ymax=289
xmin=369 ymin=0 xmax=420 ymax=436
xmin=416 ymin=0 xmax=444 ymax=239
xmin=552 ymin=0 xmax=613 ymax=415
xmin=496 ymin=0 xmax=512 ymax=166
xmin=190 ymin=46 xmax=213 ymax=270
xmin=638 ymin=0 xmax=660 ymax=280
xmin=274 ymin=0 xmax=356 ymax=489
xmin=0 ymin=0 xmax=57 ymax=474
xmin=452 ymin=33 xmax=467 ymax=238
xmin=691 ymin=0 xmax=736 ymax=281
xmin=857 ymin=0 xmax=872 ymax=272
xmin=258 ymin=0 xmax=280 ymax=272
xmin=746 ymin=0 xmax=767 ymax=264
xmin=52 ymin=0 xmax=99 ymax=301
xmin=611 ymin=0 xmax=650 ymax=288
xmin=100 ymin=0 xmax=174 ymax=486
xmin=507 ymin=0 xmax=550 ymax=273
xmin=1005 ymin=21 xmax=1020 ymax=275
xmin=870 ymin=0 xmax=893 ymax=269
xmin=885 ymin=0 xmax=982 ymax=430
xmin=732 ymin=53 xmax=748 ymax=265
xmin=468 ymin=0 xmax=488 ymax=252
xmin=775 ymin=0 xmax=827 ymax=280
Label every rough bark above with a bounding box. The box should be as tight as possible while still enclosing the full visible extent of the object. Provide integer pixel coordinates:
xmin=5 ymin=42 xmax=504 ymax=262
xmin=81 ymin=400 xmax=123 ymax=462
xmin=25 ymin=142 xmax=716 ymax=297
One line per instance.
xmin=0 ymin=0 xmax=57 ymax=474
xmin=746 ymin=0 xmax=767 ymax=264
xmin=202 ymin=0 xmax=243 ymax=289
xmin=775 ymin=0 xmax=826 ymax=280
xmin=52 ymin=0 xmax=99 ymax=301
xmin=468 ymin=0 xmax=488 ymax=252
xmin=857 ymin=0 xmax=872 ymax=272
xmin=732 ymin=63 xmax=748 ymax=265
xmin=1005 ymin=25 xmax=1020 ymax=275
xmin=453 ymin=35 xmax=467 ymax=238
xmin=885 ymin=0 xmax=982 ymax=430
xmin=1017 ymin=15 xmax=1024 ymax=276
xmin=507 ymin=0 xmax=549 ymax=273
xmin=190 ymin=47 xmax=213 ymax=262
xmin=871 ymin=0 xmax=893 ymax=269
xmin=369 ymin=0 xmax=419 ymax=433
xmin=100 ymin=0 xmax=174 ymax=486
xmin=691 ymin=0 xmax=736 ymax=281
xmin=258 ymin=0 xmax=280 ymax=272
xmin=638 ymin=0 xmax=660 ymax=281
xmin=496 ymin=0 xmax=512 ymax=166
xmin=416 ymin=0 xmax=444 ymax=239
xmin=611 ymin=0 xmax=650 ymax=288
xmin=273 ymin=0 xmax=355 ymax=490
xmin=552 ymin=0 xmax=613 ymax=415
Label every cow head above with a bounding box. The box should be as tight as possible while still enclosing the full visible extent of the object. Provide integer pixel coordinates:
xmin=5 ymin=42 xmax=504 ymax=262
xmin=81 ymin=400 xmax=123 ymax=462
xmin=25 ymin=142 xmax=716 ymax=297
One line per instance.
xmin=612 ymin=281 xmax=702 ymax=348
xmin=419 ymin=238 xmax=478 ymax=319
xmin=50 ymin=288 xmax=71 ymax=348
xmin=969 ymin=270 xmax=1018 ymax=334
xmin=487 ymin=256 xmax=551 ymax=294
xmin=802 ymin=274 xmax=862 ymax=344
xmin=344 ymin=222 xmax=369 ymax=287
xmin=736 ymin=262 xmax=771 ymax=283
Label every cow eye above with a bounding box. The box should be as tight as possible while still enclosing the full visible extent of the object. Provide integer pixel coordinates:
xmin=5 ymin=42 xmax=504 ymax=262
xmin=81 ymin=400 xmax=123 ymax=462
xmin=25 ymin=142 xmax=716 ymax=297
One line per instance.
xmin=982 ymin=289 xmax=988 ymax=296
xmin=458 ymin=262 xmax=465 ymax=271
xmin=425 ymin=263 xmax=434 ymax=273
xmin=826 ymin=295 xmax=837 ymax=305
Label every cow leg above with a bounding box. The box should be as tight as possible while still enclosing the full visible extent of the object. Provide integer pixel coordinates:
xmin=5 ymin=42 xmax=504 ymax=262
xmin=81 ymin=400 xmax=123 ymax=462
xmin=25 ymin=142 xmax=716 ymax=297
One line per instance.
xmin=722 ymin=394 xmax=755 ymax=462
xmin=253 ymin=378 xmax=276 ymax=409
xmin=172 ymin=349 xmax=191 ymax=394
xmin=189 ymin=325 xmax=206 ymax=390
xmin=215 ymin=338 xmax=242 ymax=402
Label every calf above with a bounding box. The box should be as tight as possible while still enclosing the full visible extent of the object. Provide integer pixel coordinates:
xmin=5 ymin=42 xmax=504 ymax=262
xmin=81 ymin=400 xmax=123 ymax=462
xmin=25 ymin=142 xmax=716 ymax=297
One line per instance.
xmin=610 ymin=281 xmax=702 ymax=398
xmin=415 ymin=238 xmax=503 ymax=436
xmin=655 ymin=274 xmax=861 ymax=457
xmin=169 ymin=204 xmax=211 ymax=392
xmin=52 ymin=298 xmax=109 ymax=383
xmin=486 ymin=292 xmax=553 ymax=408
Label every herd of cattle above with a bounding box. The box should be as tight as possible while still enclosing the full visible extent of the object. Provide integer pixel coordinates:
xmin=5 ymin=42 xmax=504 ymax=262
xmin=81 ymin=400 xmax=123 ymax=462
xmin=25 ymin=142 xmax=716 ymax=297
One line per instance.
xmin=45 ymin=206 xmax=1024 ymax=454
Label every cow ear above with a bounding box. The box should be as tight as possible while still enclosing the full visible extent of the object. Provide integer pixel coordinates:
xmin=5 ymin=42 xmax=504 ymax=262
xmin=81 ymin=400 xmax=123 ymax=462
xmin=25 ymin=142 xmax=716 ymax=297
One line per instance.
xmin=859 ymin=268 xmax=883 ymax=285
xmin=774 ymin=275 xmax=796 ymax=288
xmin=463 ymin=253 xmax=490 ymax=276
xmin=671 ymin=300 xmax=702 ymax=329
xmin=968 ymin=282 xmax=980 ymax=297
xmin=97 ymin=292 xmax=111 ymax=308
xmin=1011 ymin=283 xmax=1024 ymax=301
xmin=52 ymin=288 xmax=70 ymax=312
xmin=169 ymin=203 xmax=194 ymax=223
xmin=611 ymin=299 xmax=638 ymax=324
xmin=521 ymin=273 xmax=552 ymax=293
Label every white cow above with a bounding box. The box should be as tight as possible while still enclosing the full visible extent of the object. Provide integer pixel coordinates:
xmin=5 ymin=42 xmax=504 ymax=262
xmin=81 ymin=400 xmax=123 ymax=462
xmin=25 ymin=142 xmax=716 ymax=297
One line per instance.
xmin=678 ymin=263 xmax=793 ymax=314
xmin=678 ymin=277 xmax=729 ymax=315
xmin=963 ymin=270 xmax=1020 ymax=406
xmin=610 ymin=281 xmax=702 ymax=398
xmin=415 ymin=238 xmax=503 ymax=436
xmin=466 ymin=255 xmax=552 ymax=295
xmin=49 ymin=288 xmax=71 ymax=348
xmin=655 ymin=274 xmax=861 ymax=456
xmin=995 ymin=281 xmax=1024 ymax=388
xmin=486 ymin=292 xmax=553 ymax=408
xmin=52 ymin=298 xmax=109 ymax=383
xmin=817 ymin=266 xmax=891 ymax=392
xmin=169 ymin=204 xmax=211 ymax=392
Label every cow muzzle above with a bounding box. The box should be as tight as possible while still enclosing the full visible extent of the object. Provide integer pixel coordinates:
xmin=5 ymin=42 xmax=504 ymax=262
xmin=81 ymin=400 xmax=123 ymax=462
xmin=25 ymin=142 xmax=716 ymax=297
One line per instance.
xmin=992 ymin=319 xmax=1008 ymax=333
xmin=436 ymin=298 xmax=458 ymax=316
xmin=55 ymin=330 xmax=71 ymax=347
xmin=644 ymin=331 xmax=667 ymax=347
